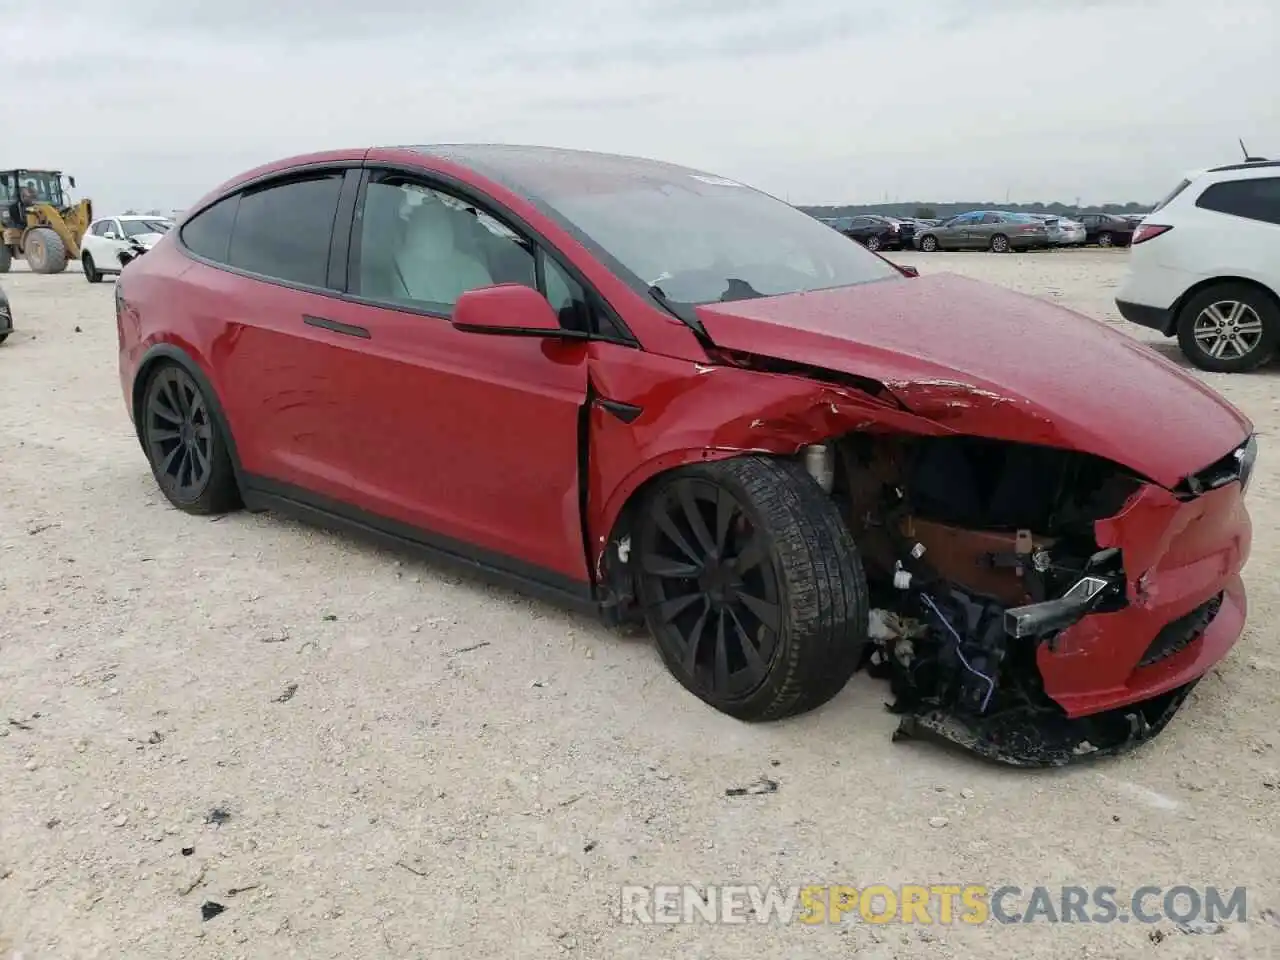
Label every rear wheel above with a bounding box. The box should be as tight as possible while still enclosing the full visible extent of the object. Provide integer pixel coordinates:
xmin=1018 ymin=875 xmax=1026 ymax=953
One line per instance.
xmin=24 ymin=228 xmax=69 ymax=273
xmin=865 ymin=234 xmax=882 ymax=252
xmin=920 ymin=235 xmax=938 ymax=252
xmin=1176 ymin=283 xmax=1278 ymax=373
xmin=634 ymin=456 xmax=868 ymax=722
xmin=1097 ymin=231 xmax=1114 ymax=248
xmin=82 ymin=253 xmax=102 ymax=283
xmin=141 ymin=364 xmax=241 ymax=514
xmin=990 ymin=233 xmax=1010 ymax=253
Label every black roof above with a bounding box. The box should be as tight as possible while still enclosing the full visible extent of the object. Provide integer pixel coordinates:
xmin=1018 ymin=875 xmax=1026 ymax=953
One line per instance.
xmin=1206 ymin=159 xmax=1279 ymax=173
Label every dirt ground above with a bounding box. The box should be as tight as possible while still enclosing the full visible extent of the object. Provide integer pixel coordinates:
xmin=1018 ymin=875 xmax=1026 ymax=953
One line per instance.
xmin=1 ymin=249 xmax=1278 ymax=960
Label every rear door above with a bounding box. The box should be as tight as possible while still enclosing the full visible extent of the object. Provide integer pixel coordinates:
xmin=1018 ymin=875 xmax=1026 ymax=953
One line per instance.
xmin=179 ymin=166 xmax=361 ymax=497
xmin=1191 ymin=174 xmax=1280 ymax=280
xmin=974 ymin=212 xmax=1002 ymax=246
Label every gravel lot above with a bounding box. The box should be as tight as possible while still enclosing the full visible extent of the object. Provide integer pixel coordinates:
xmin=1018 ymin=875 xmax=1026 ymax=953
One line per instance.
xmin=2 ymin=250 xmax=1278 ymax=959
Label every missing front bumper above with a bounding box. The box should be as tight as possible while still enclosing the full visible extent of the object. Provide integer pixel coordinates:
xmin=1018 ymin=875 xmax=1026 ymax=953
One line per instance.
xmin=891 ymin=680 xmax=1199 ymax=767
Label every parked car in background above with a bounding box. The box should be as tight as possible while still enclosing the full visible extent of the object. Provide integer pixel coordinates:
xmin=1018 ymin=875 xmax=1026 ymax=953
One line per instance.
xmin=824 ymin=214 xmax=912 ymax=252
xmin=1077 ymin=213 xmax=1136 ymax=247
xmin=1029 ymin=213 xmax=1086 ymax=246
xmin=81 ymin=215 xmax=174 ymax=282
xmin=914 ymin=211 xmax=1050 ymax=252
xmin=1116 ymin=159 xmax=1280 ymax=372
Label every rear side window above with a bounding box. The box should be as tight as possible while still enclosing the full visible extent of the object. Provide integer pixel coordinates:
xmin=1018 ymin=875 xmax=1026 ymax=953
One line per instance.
xmin=1196 ymin=177 xmax=1280 ymax=226
xmin=227 ymin=174 xmax=344 ymax=287
xmin=1150 ymin=178 xmax=1191 ymax=213
xmin=180 ymin=195 xmax=240 ymax=263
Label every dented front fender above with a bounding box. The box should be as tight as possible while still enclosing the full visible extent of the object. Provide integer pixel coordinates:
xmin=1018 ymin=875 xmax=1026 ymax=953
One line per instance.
xmin=585 ymin=343 xmax=950 ymax=567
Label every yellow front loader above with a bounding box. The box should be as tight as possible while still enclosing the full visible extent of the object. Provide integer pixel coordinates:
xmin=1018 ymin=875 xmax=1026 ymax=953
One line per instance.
xmin=1 ymin=168 xmax=92 ymax=274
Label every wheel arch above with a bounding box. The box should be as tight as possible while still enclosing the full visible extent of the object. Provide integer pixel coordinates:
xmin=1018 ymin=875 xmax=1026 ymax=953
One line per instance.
xmin=591 ymin=446 xmax=798 ymax=621
xmin=131 ymin=343 xmax=245 ymax=482
xmin=1170 ymin=275 xmax=1280 ymax=336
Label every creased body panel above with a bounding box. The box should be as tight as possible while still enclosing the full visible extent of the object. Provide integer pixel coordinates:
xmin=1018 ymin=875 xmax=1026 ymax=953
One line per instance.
xmin=1038 ymin=482 xmax=1251 ymax=716
xmin=696 ymin=273 xmax=1252 ymax=486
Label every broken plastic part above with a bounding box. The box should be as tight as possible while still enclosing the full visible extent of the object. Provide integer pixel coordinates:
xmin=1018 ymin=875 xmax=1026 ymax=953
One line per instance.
xmin=1004 ymin=576 xmax=1112 ymax=638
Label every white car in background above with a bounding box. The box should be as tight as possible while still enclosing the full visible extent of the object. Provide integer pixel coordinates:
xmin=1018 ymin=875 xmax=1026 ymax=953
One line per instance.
xmin=1030 ymin=213 xmax=1086 ymax=246
xmin=80 ymin=215 xmax=173 ymax=283
xmin=1116 ymin=158 xmax=1280 ymax=372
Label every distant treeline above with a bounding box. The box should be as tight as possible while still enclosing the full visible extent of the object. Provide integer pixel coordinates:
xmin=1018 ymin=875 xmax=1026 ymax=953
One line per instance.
xmin=799 ymin=200 xmax=1152 ymax=219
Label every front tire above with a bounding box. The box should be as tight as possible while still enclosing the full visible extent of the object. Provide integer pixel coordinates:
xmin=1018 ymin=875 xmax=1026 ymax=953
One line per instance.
xmin=1176 ymin=283 xmax=1278 ymax=373
xmin=82 ymin=253 xmax=102 ymax=283
xmin=140 ymin=363 xmax=242 ymax=514
xmin=24 ymin=228 xmax=68 ymax=274
xmin=920 ymin=235 xmax=938 ymax=252
xmin=635 ymin=456 xmax=869 ymax=722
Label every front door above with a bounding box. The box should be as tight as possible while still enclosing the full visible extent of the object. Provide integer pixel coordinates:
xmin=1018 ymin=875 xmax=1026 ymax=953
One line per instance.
xmin=301 ymin=170 xmax=592 ymax=583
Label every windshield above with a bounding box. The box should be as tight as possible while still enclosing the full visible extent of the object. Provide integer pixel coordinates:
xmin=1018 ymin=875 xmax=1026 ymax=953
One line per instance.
xmin=17 ymin=171 xmax=65 ymax=208
xmin=555 ymin=184 xmax=899 ymax=304
xmin=122 ymin=219 xmax=171 ymax=237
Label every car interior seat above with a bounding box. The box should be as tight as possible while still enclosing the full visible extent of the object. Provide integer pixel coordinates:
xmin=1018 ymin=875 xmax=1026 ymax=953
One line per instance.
xmin=395 ymin=199 xmax=494 ymax=305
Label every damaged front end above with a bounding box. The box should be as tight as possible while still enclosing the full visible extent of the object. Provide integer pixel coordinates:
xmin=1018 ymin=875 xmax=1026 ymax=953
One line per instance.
xmin=819 ymin=431 xmax=1250 ymax=767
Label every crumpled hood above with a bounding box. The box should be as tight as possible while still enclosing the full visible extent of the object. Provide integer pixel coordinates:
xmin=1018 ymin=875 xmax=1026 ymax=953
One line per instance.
xmin=695 ymin=273 xmax=1251 ymax=488
xmin=135 ymin=232 xmax=164 ymax=249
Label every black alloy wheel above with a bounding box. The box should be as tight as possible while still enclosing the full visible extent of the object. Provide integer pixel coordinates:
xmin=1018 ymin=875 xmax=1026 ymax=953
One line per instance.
xmin=144 ymin=363 xmax=217 ymax=506
xmin=639 ymin=476 xmax=783 ymax=702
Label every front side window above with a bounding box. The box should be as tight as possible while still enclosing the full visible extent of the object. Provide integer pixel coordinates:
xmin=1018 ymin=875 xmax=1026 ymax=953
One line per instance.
xmin=353 ymin=177 xmax=535 ymax=311
xmin=508 ymin=169 xmax=899 ymax=306
xmin=91 ymin=220 xmax=111 ymax=237
xmin=227 ymin=174 xmax=343 ymax=287
xmin=1196 ymin=177 xmax=1280 ymax=226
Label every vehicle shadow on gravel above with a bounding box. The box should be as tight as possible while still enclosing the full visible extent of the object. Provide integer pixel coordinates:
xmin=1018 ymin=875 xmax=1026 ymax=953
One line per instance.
xmin=1146 ymin=341 xmax=1280 ymax=377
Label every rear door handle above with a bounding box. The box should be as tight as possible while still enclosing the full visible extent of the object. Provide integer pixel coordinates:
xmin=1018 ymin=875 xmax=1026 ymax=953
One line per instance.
xmin=303 ymin=314 xmax=370 ymax=339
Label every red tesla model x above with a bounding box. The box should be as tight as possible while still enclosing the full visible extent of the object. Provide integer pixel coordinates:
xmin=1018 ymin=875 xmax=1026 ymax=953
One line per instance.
xmin=115 ymin=145 xmax=1255 ymax=764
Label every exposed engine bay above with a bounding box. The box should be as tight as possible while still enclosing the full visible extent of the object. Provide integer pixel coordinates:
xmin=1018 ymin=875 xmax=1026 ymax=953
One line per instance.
xmin=808 ymin=432 xmax=1198 ymax=766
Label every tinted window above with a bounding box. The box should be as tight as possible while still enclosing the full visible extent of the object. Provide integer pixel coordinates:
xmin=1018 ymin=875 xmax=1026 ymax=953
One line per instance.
xmin=1196 ymin=177 xmax=1280 ymax=225
xmin=179 ymin=195 xmax=240 ymax=263
xmin=227 ymin=175 xmax=343 ymax=287
xmin=353 ymin=177 xmax=535 ymax=311
xmin=91 ymin=220 xmax=110 ymax=236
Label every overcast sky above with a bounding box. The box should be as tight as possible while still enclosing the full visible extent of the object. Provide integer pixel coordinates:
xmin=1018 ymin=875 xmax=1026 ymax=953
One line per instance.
xmin=13 ymin=0 xmax=1277 ymax=213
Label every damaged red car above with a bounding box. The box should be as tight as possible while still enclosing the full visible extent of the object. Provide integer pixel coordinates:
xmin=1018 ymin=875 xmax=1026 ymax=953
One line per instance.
xmin=116 ymin=145 xmax=1255 ymax=764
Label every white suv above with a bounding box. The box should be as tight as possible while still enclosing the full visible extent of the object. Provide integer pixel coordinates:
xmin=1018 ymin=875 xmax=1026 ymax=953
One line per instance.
xmin=1116 ymin=159 xmax=1280 ymax=372
xmin=80 ymin=215 xmax=173 ymax=283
